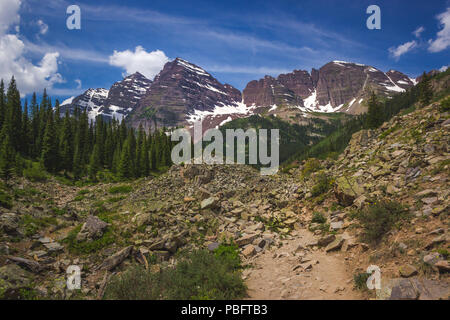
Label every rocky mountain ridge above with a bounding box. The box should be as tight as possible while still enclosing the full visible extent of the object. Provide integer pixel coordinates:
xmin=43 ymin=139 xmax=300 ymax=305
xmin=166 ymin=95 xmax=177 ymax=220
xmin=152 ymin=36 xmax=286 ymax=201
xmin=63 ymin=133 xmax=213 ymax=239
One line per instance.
xmin=60 ymin=58 xmax=421 ymax=131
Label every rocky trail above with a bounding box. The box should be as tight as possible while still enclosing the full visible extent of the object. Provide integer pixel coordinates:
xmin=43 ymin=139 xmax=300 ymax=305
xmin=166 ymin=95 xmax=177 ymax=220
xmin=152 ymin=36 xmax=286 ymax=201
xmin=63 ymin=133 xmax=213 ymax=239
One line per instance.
xmin=244 ymin=228 xmax=363 ymax=300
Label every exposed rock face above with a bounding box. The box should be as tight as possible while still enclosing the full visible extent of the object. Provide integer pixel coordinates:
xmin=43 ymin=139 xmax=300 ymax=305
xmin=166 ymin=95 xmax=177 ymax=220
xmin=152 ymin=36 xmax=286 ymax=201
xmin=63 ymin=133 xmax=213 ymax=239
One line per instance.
xmin=277 ymin=70 xmax=315 ymax=98
xmin=127 ymin=58 xmax=242 ymax=131
xmin=243 ymin=61 xmax=415 ymax=114
xmin=242 ymin=76 xmax=302 ymax=109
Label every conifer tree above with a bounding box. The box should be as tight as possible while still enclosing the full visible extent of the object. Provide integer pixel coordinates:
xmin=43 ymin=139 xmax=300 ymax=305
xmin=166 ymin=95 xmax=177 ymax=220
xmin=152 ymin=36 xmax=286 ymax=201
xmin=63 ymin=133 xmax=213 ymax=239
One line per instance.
xmin=41 ymin=114 xmax=59 ymax=172
xmin=118 ymin=139 xmax=133 ymax=179
xmin=59 ymin=110 xmax=74 ymax=173
xmin=0 ymin=126 xmax=15 ymax=182
xmin=0 ymin=80 xmax=5 ymax=131
xmin=88 ymin=143 xmax=101 ymax=181
xmin=366 ymin=92 xmax=383 ymax=129
xmin=419 ymin=72 xmax=433 ymax=106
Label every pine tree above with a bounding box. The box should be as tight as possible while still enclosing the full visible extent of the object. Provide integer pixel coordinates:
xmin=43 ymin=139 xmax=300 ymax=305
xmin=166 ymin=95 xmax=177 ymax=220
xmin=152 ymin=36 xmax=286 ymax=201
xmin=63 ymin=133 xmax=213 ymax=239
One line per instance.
xmin=88 ymin=144 xmax=101 ymax=181
xmin=118 ymin=139 xmax=133 ymax=180
xmin=22 ymin=99 xmax=31 ymax=156
xmin=59 ymin=111 xmax=74 ymax=173
xmin=41 ymin=114 xmax=59 ymax=172
xmin=0 ymin=127 xmax=15 ymax=182
xmin=419 ymin=72 xmax=433 ymax=106
xmin=5 ymin=76 xmax=22 ymax=149
xmin=0 ymin=80 xmax=5 ymax=131
xmin=366 ymin=92 xmax=382 ymax=129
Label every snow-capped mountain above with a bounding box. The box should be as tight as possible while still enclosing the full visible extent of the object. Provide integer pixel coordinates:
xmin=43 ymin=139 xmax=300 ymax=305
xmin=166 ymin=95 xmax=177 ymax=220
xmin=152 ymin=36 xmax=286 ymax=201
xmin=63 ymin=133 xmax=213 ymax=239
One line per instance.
xmin=126 ymin=58 xmax=246 ymax=132
xmin=60 ymin=88 xmax=109 ymax=121
xmin=60 ymin=72 xmax=152 ymax=122
xmin=60 ymin=58 xmax=419 ymax=132
xmin=243 ymin=61 xmax=416 ymax=115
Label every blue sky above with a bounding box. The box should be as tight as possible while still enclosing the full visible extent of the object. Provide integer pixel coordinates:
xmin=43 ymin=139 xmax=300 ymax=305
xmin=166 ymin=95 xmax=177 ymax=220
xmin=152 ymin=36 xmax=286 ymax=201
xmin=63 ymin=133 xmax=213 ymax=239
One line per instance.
xmin=1 ymin=0 xmax=449 ymax=102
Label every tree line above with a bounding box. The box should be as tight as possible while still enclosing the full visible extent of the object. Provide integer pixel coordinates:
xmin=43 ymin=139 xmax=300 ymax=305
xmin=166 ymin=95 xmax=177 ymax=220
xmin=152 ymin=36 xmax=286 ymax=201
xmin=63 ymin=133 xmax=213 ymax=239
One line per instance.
xmin=0 ymin=77 xmax=173 ymax=182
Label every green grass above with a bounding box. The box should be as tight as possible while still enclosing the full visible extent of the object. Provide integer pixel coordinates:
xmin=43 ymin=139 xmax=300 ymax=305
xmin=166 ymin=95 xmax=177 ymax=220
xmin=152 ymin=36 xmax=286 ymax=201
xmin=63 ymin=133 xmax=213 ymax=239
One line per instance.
xmin=104 ymin=247 xmax=246 ymax=300
xmin=20 ymin=214 xmax=58 ymax=237
xmin=63 ymin=224 xmax=115 ymax=254
xmin=108 ymin=185 xmax=132 ymax=194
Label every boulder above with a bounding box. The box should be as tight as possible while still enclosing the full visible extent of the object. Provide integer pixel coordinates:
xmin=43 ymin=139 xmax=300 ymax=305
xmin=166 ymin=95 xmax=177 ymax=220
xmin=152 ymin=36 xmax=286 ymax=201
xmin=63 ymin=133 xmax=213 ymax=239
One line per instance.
xmin=389 ymin=278 xmax=450 ymax=300
xmin=76 ymin=215 xmax=108 ymax=242
xmin=334 ymin=176 xmax=364 ymax=207
xmin=242 ymin=245 xmax=256 ymax=258
xmin=7 ymin=256 xmax=42 ymax=273
xmin=236 ymin=234 xmax=258 ymax=247
xmin=399 ymin=265 xmax=418 ymax=278
xmin=325 ymin=236 xmax=344 ymax=252
xmin=318 ymin=234 xmax=336 ymax=247
xmin=200 ymin=197 xmax=218 ymax=210
xmin=98 ymin=246 xmax=133 ymax=271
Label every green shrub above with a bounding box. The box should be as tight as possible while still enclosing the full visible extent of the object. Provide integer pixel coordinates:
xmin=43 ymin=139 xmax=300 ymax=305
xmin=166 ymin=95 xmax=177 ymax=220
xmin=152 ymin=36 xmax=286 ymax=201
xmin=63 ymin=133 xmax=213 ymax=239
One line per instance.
xmin=301 ymin=158 xmax=321 ymax=178
xmin=108 ymin=185 xmax=132 ymax=194
xmin=213 ymin=243 xmax=241 ymax=270
xmin=356 ymin=200 xmax=410 ymax=244
xmin=104 ymin=249 xmax=246 ymax=300
xmin=23 ymin=162 xmax=48 ymax=182
xmin=439 ymin=96 xmax=450 ymax=112
xmin=311 ymin=172 xmax=332 ymax=197
xmin=311 ymin=211 xmax=327 ymax=224
xmin=353 ymin=272 xmax=370 ymax=291
xmin=0 ymin=189 xmax=12 ymax=209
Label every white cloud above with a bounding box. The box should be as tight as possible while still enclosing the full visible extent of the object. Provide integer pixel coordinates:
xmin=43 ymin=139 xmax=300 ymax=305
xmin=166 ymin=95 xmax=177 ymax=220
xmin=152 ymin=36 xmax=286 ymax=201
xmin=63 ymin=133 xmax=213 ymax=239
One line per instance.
xmin=428 ymin=7 xmax=450 ymax=53
xmin=37 ymin=19 xmax=48 ymax=35
xmin=0 ymin=0 xmax=62 ymax=95
xmin=0 ymin=0 xmax=20 ymax=35
xmin=389 ymin=40 xmax=417 ymax=59
xmin=109 ymin=46 xmax=169 ymax=79
xmin=413 ymin=26 xmax=425 ymax=38
xmin=439 ymin=65 xmax=449 ymax=72
xmin=75 ymin=79 xmax=82 ymax=89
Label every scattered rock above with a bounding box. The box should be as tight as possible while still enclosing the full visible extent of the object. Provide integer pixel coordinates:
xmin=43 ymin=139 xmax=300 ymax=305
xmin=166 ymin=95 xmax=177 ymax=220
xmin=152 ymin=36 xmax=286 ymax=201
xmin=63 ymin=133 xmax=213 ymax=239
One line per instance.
xmin=399 ymin=265 xmax=418 ymax=278
xmin=98 ymin=246 xmax=133 ymax=271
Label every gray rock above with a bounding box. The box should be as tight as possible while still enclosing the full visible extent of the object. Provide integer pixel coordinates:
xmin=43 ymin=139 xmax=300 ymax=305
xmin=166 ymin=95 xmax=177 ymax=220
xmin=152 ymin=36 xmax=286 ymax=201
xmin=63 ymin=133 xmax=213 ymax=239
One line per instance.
xmin=207 ymin=242 xmax=220 ymax=251
xmin=76 ymin=215 xmax=108 ymax=242
xmin=7 ymin=256 xmax=42 ymax=273
xmin=330 ymin=221 xmax=343 ymax=230
xmin=98 ymin=246 xmax=133 ymax=271
xmin=201 ymin=197 xmax=218 ymax=210
xmin=43 ymin=242 xmax=64 ymax=252
xmin=325 ymin=236 xmax=344 ymax=252
xmin=318 ymin=234 xmax=336 ymax=247
xmin=389 ymin=278 xmax=450 ymax=300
